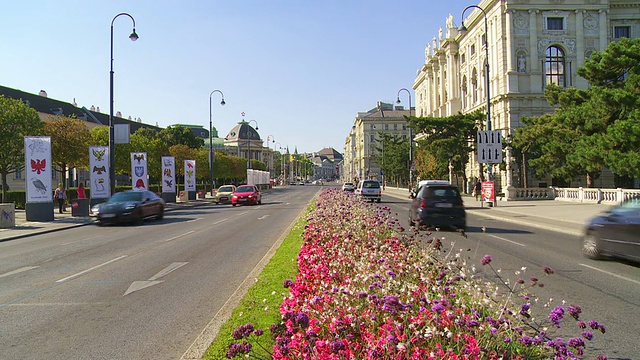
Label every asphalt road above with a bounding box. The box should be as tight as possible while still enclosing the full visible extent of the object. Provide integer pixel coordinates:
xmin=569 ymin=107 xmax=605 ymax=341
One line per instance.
xmin=0 ymin=185 xmax=321 ymax=360
xmin=382 ymin=192 xmax=640 ymax=360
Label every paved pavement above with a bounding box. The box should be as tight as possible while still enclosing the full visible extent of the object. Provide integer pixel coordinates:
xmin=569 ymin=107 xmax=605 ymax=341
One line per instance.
xmin=0 ymin=186 xmax=614 ymax=242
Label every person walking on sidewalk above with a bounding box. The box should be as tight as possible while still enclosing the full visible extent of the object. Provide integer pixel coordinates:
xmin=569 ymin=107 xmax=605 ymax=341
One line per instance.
xmin=54 ymin=183 xmax=67 ymax=213
xmin=473 ymin=179 xmax=482 ymax=201
xmin=77 ymin=182 xmax=86 ymax=199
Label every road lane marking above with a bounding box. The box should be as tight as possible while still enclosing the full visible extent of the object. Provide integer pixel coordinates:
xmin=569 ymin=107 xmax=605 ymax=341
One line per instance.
xmin=213 ymin=218 xmax=228 ymax=225
xmin=165 ymin=231 xmax=195 ymax=242
xmin=487 ymin=234 xmax=525 ymax=247
xmin=0 ymin=266 xmax=39 ymax=279
xmin=579 ymin=263 xmax=640 ymax=285
xmin=187 ymin=218 xmax=201 ymax=223
xmin=257 ymin=215 xmax=270 ymax=220
xmin=56 ymin=255 xmax=127 ymax=283
xmin=124 ymin=262 xmax=188 ymax=296
xmin=60 ymin=235 xmax=102 ymax=246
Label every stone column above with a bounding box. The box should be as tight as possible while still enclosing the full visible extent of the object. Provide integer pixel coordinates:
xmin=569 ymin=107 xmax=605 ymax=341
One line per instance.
xmin=575 ymin=10 xmax=587 ymax=88
xmin=599 ymin=10 xmax=608 ymax=51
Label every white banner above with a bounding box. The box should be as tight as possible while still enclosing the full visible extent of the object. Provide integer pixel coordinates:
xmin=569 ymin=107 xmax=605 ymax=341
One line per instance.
xmin=161 ymin=156 xmax=175 ymax=193
xmin=184 ymin=160 xmax=196 ymax=191
xmin=131 ymin=152 xmax=148 ymax=189
xmin=24 ymin=136 xmax=52 ymax=203
xmin=89 ymin=146 xmax=110 ymax=198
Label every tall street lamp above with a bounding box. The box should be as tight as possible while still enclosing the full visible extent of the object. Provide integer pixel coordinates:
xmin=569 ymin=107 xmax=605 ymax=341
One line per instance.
xmin=109 ymin=13 xmax=138 ymax=196
xmin=275 ymin=142 xmax=282 ymax=183
xmin=460 ymin=5 xmax=491 ymax=185
xmin=209 ymin=90 xmax=225 ymax=196
xmin=246 ymin=119 xmax=259 ymax=169
xmin=396 ymin=88 xmax=412 ymax=189
xmin=266 ymin=135 xmax=275 ymax=177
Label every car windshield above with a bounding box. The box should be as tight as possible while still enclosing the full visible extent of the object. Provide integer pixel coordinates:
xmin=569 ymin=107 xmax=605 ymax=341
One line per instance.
xmin=424 ymin=186 xmax=459 ymax=198
xmin=362 ymin=181 xmax=379 ymax=188
xmin=219 ymin=186 xmax=234 ymax=192
xmin=344 ymin=183 xmax=353 ymax=186
xmin=611 ymin=199 xmax=640 ymax=216
xmin=109 ymin=191 xmax=142 ymax=202
xmin=236 ymin=186 xmax=255 ymax=192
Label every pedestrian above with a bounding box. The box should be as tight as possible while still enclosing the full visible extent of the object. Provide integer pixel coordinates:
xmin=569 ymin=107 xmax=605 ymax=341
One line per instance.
xmin=54 ymin=183 xmax=67 ymax=213
xmin=77 ymin=182 xmax=86 ymax=199
xmin=474 ymin=179 xmax=482 ymax=201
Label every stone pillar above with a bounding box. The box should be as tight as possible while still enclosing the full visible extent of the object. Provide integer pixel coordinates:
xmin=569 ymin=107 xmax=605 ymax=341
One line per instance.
xmin=529 ymin=10 xmax=541 ymax=90
xmin=599 ymin=10 xmax=608 ymax=51
xmin=575 ymin=10 xmax=587 ymax=89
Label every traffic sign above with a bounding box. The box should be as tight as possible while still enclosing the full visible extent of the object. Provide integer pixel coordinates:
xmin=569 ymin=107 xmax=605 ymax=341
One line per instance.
xmin=477 ymin=130 xmax=502 ymax=164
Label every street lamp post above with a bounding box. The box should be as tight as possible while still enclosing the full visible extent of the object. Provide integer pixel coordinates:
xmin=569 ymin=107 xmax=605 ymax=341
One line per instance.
xmin=246 ymin=120 xmax=259 ymax=169
xmin=267 ymin=135 xmax=275 ymax=177
xmin=396 ymin=88 xmax=412 ymax=190
xmin=209 ymin=90 xmax=225 ymax=196
xmin=275 ymin=142 xmax=282 ymax=183
xmin=460 ymin=5 xmax=491 ymax=186
xmin=109 ymin=13 xmax=138 ymax=196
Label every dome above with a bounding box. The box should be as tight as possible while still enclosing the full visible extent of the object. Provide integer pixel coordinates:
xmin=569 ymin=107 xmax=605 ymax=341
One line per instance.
xmin=225 ymin=121 xmax=260 ymax=141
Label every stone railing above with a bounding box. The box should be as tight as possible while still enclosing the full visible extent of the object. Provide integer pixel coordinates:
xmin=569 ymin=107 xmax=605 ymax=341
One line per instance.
xmin=504 ymin=186 xmax=640 ymax=204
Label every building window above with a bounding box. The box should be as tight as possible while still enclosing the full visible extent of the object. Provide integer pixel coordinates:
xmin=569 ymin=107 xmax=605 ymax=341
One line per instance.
xmin=384 ymin=124 xmax=389 ymax=131
xmin=402 ymin=124 xmax=406 ymax=130
xmin=461 ymin=54 xmax=465 ymax=64
xmin=393 ymin=124 xmax=398 ymax=130
xmin=470 ymin=44 xmax=475 ymax=55
xmin=614 ymin=26 xmax=630 ymax=39
xmin=15 ymin=168 xmax=22 ymax=179
xmin=546 ymin=17 xmax=564 ymax=30
xmin=545 ymin=46 xmax=566 ymax=87
xmin=370 ymin=135 xmax=374 ymax=142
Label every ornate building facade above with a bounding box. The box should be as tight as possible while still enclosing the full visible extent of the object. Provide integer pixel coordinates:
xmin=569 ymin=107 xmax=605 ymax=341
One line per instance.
xmin=414 ymin=0 xmax=639 ymax=191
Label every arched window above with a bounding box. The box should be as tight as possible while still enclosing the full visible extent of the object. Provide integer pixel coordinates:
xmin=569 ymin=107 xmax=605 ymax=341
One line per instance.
xmin=545 ymin=46 xmax=565 ymax=87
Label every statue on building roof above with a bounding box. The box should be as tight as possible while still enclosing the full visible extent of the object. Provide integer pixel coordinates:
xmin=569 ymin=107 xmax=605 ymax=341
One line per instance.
xmin=446 ymin=13 xmax=454 ymax=29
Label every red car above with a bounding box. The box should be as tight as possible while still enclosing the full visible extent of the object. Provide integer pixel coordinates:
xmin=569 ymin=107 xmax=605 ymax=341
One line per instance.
xmin=231 ymin=184 xmax=262 ymax=206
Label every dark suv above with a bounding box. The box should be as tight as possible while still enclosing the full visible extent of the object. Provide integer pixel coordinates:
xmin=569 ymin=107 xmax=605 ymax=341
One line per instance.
xmin=408 ymin=183 xmax=466 ymax=231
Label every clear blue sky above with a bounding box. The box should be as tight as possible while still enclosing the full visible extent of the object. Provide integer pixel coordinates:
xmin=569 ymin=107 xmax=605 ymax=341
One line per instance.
xmin=1 ymin=0 xmax=470 ymax=154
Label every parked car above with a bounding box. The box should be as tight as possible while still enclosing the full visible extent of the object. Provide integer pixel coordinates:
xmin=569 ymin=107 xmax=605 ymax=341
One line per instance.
xmin=231 ymin=184 xmax=262 ymax=206
xmin=93 ymin=189 xmax=165 ymax=225
xmin=214 ymin=184 xmax=236 ymax=204
xmin=408 ymin=183 xmax=465 ymax=231
xmin=342 ymin=182 xmax=355 ymax=192
xmin=355 ymin=179 xmax=381 ymax=203
xmin=582 ymin=199 xmax=640 ymax=262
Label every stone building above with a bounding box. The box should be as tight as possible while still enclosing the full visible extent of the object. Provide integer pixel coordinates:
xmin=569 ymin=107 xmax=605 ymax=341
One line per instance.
xmin=413 ymin=0 xmax=640 ymax=191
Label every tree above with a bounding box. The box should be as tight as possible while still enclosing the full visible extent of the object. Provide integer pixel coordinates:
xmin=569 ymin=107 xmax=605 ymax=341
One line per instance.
xmin=0 ymin=95 xmax=45 ymax=201
xmin=158 ymin=126 xmax=204 ymax=149
xmin=375 ymin=133 xmax=409 ymax=186
xmin=44 ymin=115 xmax=92 ymax=187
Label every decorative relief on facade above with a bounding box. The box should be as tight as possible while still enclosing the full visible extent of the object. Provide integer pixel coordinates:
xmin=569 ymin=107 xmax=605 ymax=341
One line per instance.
xmin=513 ymin=12 xmax=530 ymax=36
xmin=517 ymin=51 xmax=528 ymax=73
xmin=550 ymin=0 xmax=565 ymax=4
xmin=583 ymin=13 xmax=599 ymax=36
xmin=537 ymin=37 xmax=576 ymax=54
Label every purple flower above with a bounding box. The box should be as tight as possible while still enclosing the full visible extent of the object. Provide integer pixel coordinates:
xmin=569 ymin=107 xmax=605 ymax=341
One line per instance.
xmin=283 ymin=279 xmax=294 ymax=288
xmin=568 ymin=304 xmax=582 ymax=320
xmin=548 ymin=306 xmax=565 ymax=328
xmin=544 ymin=266 xmax=555 ymax=275
xmin=481 ymin=255 xmax=492 ymax=265
xmin=431 ymin=303 xmax=445 ymax=313
xmin=581 ymin=331 xmax=593 ymax=340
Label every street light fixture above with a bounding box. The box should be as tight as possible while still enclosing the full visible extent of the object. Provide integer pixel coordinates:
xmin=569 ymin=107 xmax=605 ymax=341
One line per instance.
xmin=267 ymin=135 xmax=275 ymax=177
xmin=274 ymin=142 xmax=282 ymax=183
xmin=396 ymin=88 xmax=413 ymax=190
xmin=246 ymin=119 xmax=259 ymax=169
xmin=209 ymin=90 xmax=225 ymax=196
xmin=459 ymin=5 xmax=491 ymax=185
xmin=109 ymin=12 xmax=138 ymax=196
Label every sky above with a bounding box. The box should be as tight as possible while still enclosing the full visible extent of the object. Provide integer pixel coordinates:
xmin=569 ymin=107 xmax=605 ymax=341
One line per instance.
xmin=0 ymin=0 xmax=471 ymax=155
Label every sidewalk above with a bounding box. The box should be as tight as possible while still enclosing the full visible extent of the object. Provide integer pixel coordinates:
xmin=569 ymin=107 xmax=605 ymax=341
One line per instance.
xmin=0 ymin=198 xmax=214 ymax=243
xmin=382 ymin=186 xmax=611 ymax=236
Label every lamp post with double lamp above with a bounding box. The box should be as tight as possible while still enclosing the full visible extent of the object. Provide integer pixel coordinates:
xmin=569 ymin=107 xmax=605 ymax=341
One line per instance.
xmin=460 ymin=5 xmax=493 ymax=204
xmin=246 ymin=120 xmax=259 ymax=169
xmin=274 ymin=142 xmax=282 ymax=183
xmin=396 ymin=88 xmax=413 ymax=191
xmin=109 ymin=13 xmax=138 ymax=196
xmin=209 ymin=90 xmax=225 ymax=196
xmin=266 ymin=135 xmax=275 ymax=177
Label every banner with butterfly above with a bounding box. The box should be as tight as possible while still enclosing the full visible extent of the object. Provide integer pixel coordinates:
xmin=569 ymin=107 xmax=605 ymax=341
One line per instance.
xmin=89 ymin=146 xmax=110 ymax=199
xmin=184 ymin=160 xmax=196 ymax=192
xmin=131 ymin=152 xmax=148 ymax=190
xmin=161 ymin=156 xmax=176 ymax=194
xmin=24 ymin=136 xmax=52 ymax=203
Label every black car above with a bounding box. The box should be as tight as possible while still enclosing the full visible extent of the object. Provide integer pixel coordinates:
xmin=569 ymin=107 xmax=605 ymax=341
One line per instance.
xmin=93 ymin=190 xmax=165 ymax=225
xmin=408 ymin=183 xmax=466 ymax=231
xmin=582 ymin=199 xmax=640 ymax=262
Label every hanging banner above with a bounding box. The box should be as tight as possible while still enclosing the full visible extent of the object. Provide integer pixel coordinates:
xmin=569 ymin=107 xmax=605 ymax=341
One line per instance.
xmin=162 ymin=156 xmax=176 ymax=193
xmin=24 ymin=136 xmax=52 ymax=203
xmin=89 ymin=146 xmax=110 ymax=198
xmin=184 ymin=160 xmax=196 ymax=192
xmin=131 ymin=152 xmax=148 ymax=189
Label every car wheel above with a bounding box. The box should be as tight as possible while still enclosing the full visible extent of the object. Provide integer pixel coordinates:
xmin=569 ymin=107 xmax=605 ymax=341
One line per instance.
xmin=376 ymin=198 xmax=381 ymax=203
xmin=582 ymin=232 xmax=603 ymax=259
xmin=232 ymin=203 xmax=237 ymax=207
xmin=156 ymin=207 xmax=164 ymax=220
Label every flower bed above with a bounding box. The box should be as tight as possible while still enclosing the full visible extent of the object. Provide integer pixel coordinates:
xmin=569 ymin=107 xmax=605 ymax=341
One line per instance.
xmin=228 ymin=188 xmax=607 ymax=359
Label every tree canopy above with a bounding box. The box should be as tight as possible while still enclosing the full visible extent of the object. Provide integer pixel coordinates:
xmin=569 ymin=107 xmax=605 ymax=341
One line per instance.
xmin=0 ymin=95 xmax=44 ymax=201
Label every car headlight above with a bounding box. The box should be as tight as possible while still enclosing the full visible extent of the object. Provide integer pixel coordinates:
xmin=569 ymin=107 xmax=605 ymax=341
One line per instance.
xmin=125 ymin=204 xmax=136 ymax=210
xmin=91 ymin=205 xmax=100 ymax=214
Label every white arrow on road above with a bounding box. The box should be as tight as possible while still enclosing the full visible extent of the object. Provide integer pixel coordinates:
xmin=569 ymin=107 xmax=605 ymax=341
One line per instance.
xmin=124 ymin=262 xmax=188 ymax=296
xmin=257 ymin=215 xmax=270 ymax=220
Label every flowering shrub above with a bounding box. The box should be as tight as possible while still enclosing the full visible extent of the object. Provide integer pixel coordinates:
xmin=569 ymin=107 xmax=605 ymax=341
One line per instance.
xmin=227 ymin=188 xmax=607 ymax=359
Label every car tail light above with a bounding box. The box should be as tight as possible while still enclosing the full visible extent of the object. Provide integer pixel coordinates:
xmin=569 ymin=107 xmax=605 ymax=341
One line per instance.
xmin=420 ymin=198 xmax=429 ymax=208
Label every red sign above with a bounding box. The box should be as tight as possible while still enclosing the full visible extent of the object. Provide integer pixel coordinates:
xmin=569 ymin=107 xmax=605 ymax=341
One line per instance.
xmin=71 ymin=201 xmax=79 ymax=209
xmin=481 ymin=181 xmax=495 ymax=202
